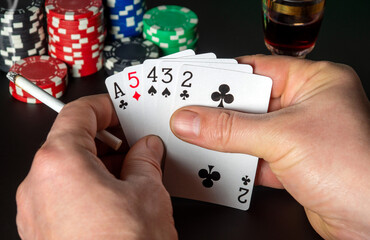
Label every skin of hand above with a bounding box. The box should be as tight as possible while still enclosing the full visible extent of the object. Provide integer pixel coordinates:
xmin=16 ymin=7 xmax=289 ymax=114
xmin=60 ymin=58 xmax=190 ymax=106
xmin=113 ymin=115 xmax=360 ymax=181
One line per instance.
xmin=170 ymin=55 xmax=370 ymax=240
xmin=16 ymin=94 xmax=177 ymax=240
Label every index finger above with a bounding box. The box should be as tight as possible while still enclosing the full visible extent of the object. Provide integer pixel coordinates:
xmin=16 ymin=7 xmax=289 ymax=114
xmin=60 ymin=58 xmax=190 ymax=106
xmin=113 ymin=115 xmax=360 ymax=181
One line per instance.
xmin=46 ymin=94 xmax=119 ymax=154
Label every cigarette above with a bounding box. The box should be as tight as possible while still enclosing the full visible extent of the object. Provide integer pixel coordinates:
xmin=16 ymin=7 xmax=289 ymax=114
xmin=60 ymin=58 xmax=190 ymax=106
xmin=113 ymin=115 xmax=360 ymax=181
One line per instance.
xmin=6 ymin=72 xmax=122 ymax=151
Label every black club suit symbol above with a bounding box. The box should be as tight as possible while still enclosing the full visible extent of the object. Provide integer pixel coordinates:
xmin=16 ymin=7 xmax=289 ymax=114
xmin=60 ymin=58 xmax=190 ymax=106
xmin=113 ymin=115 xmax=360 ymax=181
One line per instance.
xmin=242 ymin=175 xmax=250 ymax=185
xmin=119 ymin=100 xmax=128 ymax=110
xmin=180 ymin=90 xmax=189 ymax=100
xmin=211 ymin=84 xmax=234 ymax=108
xmin=198 ymin=165 xmax=221 ymax=188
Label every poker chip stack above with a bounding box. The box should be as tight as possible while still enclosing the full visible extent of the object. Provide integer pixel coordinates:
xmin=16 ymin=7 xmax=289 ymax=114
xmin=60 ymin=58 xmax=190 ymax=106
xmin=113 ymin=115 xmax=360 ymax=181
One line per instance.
xmin=9 ymin=55 xmax=68 ymax=104
xmin=0 ymin=0 xmax=47 ymax=72
xmin=45 ymin=0 xmax=106 ymax=77
xmin=103 ymin=36 xmax=159 ymax=75
xmin=143 ymin=5 xmax=199 ymax=55
xmin=105 ymin=0 xmax=146 ymax=40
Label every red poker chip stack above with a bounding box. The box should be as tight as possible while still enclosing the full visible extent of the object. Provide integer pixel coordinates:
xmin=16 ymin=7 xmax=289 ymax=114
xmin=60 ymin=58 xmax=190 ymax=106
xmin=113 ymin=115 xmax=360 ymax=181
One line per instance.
xmin=45 ymin=0 xmax=105 ymax=77
xmin=9 ymin=55 xmax=68 ymax=104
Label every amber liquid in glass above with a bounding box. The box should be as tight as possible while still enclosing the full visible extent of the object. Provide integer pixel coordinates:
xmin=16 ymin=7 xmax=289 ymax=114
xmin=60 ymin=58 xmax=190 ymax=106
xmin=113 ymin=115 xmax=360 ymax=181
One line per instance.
xmin=262 ymin=0 xmax=324 ymax=57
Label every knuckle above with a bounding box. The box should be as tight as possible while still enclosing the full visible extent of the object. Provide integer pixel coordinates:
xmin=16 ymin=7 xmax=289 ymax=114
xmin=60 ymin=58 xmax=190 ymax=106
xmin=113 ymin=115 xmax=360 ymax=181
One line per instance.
xmin=31 ymin=145 xmax=66 ymax=180
xmin=315 ymin=61 xmax=360 ymax=85
xmin=15 ymin=182 xmax=25 ymax=206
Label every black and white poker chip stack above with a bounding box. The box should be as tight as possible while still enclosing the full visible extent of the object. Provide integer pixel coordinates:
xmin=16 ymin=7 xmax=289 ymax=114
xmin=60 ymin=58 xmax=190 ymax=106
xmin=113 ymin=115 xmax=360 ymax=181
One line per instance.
xmin=0 ymin=0 xmax=47 ymax=72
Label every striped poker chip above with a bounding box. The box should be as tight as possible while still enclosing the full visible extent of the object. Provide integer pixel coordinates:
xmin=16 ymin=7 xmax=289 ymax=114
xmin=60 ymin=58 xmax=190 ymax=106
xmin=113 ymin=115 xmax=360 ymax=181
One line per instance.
xmin=45 ymin=0 xmax=102 ymax=21
xmin=0 ymin=0 xmax=43 ymax=18
xmin=8 ymin=55 xmax=68 ymax=104
xmin=9 ymin=83 xmax=41 ymax=104
xmin=46 ymin=8 xmax=104 ymax=29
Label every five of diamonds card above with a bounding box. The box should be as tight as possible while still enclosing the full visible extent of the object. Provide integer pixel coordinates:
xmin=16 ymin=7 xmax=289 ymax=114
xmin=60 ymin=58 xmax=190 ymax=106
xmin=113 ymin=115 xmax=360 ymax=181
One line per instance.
xmin=105 ymin=49 xmax=272 ymax=210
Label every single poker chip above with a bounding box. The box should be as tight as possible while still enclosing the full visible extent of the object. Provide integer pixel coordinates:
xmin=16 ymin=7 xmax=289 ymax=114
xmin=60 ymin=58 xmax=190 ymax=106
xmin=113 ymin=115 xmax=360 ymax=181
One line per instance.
xmin=8 ymin=55 xmax=68 ymax=103
xmin=45 ymin=0 xmax=102 ymax=20
xmin=0 ymin=0 xmax=43 ymax=18
xmin=108 ymin=4 xmax=144 ymax=19
xmin=143 ymin=31 xmax=196 ymax=49
xmin=0 ymin=46 xmax=47 ymax=69
xmin=9 ymin=83 xmax=42 ymax=104
xmin=103 ymin=37 xmax=159 ymax=73
xmin=47 ymin=17 xmax=104 ymax=30
xmin=46 ymin=8 xmax=104 ymax=28
xmin=161 ymin=36 xmax=198 ymax=55
xmin=9 ymin=78 xmax=67 ymax=101
xmin=106 ymin=0 xmax=141 ymax=8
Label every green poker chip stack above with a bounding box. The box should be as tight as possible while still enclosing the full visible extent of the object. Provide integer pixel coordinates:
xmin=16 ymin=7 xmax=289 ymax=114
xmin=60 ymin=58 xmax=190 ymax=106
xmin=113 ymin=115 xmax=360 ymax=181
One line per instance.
xmin=143 ymin=5 xmax=199 ymax=55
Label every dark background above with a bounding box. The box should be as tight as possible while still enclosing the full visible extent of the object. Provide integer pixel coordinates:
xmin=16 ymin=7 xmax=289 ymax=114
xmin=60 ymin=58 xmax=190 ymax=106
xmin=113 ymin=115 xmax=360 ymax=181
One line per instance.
xmin=1 ymin=0 xmax=369 ymax=239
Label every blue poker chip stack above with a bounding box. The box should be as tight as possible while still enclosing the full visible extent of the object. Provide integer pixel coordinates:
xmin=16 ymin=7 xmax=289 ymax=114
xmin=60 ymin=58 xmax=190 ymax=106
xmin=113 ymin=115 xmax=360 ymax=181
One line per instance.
xmin=104 ymin=0 xmax=146 ymax=40
xmin=0 ymin=0 xmax=47 ymax=72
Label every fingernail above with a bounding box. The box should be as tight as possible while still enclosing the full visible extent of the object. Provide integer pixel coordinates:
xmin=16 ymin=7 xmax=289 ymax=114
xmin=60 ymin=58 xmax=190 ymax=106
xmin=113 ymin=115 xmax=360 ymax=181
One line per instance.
xmin=171 ymin=110 xmax=200 ymax=138
xmin=145 ymin=135 xmax=164 ymax=159
xmin=146 ymin=135 xmax=163 ymax=151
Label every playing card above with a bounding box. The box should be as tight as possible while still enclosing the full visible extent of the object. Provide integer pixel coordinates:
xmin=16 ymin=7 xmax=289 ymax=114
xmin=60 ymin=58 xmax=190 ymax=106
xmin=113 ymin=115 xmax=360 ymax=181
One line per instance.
xmin=105 ymin=65 xmax=143 ymax=146
xmin=106 ymin=51 xmax=273 ymax=211
xmin=163 ymin=65 xmax=272 ymax=210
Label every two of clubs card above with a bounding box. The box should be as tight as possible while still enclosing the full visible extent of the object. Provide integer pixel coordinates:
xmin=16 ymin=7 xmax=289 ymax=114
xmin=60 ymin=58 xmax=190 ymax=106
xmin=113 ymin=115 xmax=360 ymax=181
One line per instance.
xmin=105 ymin=49 xmax=272 ymax=210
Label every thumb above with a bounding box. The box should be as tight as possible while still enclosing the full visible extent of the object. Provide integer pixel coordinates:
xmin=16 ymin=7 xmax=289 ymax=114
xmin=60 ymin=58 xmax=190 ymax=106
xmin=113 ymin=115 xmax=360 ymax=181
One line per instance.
xmin=121 ymin=135 xmax=164 ymax=183
xmin=170 ymin=106 xmax=294 ymax=163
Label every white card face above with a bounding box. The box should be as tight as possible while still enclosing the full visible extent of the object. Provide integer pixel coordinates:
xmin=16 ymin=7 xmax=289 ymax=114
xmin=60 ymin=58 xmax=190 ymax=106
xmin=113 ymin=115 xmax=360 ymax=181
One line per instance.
xmin=163 ymin=65 xmax=272 ymax=210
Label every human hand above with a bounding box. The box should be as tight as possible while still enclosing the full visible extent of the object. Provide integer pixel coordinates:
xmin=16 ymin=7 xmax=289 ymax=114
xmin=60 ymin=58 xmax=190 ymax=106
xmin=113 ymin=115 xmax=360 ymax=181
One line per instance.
xmin=16 ymin=94 xmax=177 ymax=240
xmin=170 ymin=55 xmax=370 ymax=239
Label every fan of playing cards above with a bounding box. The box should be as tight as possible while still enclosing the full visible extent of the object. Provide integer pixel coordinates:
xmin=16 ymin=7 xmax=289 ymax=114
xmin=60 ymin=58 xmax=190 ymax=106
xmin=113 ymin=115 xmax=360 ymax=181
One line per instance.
xmin=106 ymin=50 xmax=272 ymax=210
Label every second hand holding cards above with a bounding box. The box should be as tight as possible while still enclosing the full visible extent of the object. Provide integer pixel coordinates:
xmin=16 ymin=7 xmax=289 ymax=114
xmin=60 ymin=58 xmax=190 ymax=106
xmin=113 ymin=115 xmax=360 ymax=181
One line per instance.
xmin=105 ymin=50 xmax=272 ymax=210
